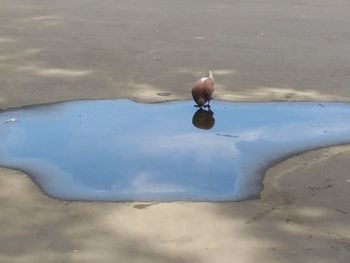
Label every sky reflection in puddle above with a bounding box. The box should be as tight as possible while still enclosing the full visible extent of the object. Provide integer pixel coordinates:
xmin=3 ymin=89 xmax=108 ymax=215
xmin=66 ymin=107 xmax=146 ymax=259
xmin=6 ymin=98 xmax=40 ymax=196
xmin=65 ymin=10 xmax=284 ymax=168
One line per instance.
xmin=0 ymin=100 xmax=350 ymax=201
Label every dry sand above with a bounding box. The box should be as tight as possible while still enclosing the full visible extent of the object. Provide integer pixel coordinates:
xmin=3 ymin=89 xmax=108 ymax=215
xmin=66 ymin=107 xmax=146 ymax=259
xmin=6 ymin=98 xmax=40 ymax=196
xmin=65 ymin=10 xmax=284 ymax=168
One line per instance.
xmin=0 ymin=0 xmax=350 ymax=262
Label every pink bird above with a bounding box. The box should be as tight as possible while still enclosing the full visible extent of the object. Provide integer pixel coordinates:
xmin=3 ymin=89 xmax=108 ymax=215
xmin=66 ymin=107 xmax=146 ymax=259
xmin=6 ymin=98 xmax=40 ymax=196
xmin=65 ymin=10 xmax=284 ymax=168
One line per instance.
xmin=191 ymin=70 xmax=215 ymax=108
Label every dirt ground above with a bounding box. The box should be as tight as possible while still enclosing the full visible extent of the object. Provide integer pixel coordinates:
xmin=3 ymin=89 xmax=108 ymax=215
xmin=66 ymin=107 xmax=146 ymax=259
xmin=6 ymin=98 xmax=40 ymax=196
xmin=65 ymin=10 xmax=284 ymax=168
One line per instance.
xmin=0 ymin=0 xmax=350 ymax=262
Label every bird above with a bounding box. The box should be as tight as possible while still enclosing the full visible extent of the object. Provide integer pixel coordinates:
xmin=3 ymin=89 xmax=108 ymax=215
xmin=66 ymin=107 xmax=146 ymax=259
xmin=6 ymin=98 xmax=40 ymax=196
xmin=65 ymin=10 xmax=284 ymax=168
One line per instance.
xmin=191 ymin=70 xmax=215 ymax=108
xmin=192 ymin=108 xmax=215 ymax=130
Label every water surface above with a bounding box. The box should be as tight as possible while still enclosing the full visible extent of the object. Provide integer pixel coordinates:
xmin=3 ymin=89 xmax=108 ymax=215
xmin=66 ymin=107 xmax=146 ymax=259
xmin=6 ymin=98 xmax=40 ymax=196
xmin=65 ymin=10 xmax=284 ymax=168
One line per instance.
xmin=0 ymin=100 xmax=349 ymax=201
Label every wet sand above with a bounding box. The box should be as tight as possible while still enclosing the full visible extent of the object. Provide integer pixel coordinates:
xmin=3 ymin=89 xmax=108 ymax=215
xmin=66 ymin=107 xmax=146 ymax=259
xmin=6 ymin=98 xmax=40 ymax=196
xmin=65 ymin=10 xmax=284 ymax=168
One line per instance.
xmin=1 ymin=0 xmax=350 ymax=262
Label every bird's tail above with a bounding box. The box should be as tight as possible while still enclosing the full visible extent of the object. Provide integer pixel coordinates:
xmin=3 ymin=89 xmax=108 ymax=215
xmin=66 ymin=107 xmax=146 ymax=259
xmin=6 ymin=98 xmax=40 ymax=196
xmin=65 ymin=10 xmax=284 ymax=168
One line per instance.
xmin=209 ymin=70 xmax=213 ymax=79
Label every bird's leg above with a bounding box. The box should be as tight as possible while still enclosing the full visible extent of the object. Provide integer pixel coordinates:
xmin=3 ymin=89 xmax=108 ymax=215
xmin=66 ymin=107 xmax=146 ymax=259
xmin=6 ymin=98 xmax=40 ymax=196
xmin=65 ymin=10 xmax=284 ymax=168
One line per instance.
xmin=204 ymin=102 xmax=211 ymax=109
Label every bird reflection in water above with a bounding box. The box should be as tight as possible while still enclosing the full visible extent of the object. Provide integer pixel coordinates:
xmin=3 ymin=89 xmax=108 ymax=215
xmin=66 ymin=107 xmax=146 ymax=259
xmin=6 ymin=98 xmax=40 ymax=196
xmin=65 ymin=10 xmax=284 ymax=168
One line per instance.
xmin=192 ymin=108 xmax=215 ymax=130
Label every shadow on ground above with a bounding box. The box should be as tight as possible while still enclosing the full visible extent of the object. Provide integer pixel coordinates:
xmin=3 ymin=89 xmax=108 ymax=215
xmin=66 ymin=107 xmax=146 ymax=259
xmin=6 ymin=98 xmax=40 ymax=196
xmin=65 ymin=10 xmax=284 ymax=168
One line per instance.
xmin=0 ymin=145 xmax=349 ymax=262
xmin=1 ymin=0 xmax=350 ymax=110
xmin=1 ymin=0 xmax=350 ymax=262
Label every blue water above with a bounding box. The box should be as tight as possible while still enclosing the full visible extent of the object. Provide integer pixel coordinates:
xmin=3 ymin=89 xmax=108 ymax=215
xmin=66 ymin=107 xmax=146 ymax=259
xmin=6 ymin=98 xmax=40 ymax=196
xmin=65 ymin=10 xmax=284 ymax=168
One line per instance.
xmin=0 ymin=100 xmax=350 ymax=201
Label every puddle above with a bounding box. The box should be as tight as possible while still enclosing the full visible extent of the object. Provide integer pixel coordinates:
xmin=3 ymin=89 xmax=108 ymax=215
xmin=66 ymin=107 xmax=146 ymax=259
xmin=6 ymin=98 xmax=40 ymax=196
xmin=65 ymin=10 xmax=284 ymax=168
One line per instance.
xmin=0 ymin=100 xmax=350 ymax=201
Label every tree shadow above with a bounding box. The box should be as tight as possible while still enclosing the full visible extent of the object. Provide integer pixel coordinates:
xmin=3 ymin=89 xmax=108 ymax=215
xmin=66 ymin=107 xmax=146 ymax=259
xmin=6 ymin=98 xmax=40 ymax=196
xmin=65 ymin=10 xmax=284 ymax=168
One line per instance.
xmin=1 ymin=146 xmax=349 ymax=262
xmin=0 ymin=168 xmax=199 ymax=263
xmin=1 ymin=0 xmax=349 ymax=110
xmin=210 ymin=145 xmax=350 ymax=262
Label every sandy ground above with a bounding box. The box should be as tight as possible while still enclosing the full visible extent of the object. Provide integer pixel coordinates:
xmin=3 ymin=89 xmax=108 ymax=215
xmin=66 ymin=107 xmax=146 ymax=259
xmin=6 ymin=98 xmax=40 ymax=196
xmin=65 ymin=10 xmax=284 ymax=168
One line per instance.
xmin=0 ymin=0 xmax=350 ymax=262
xmin=1 ymin=0 xmax=350 ymax=109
